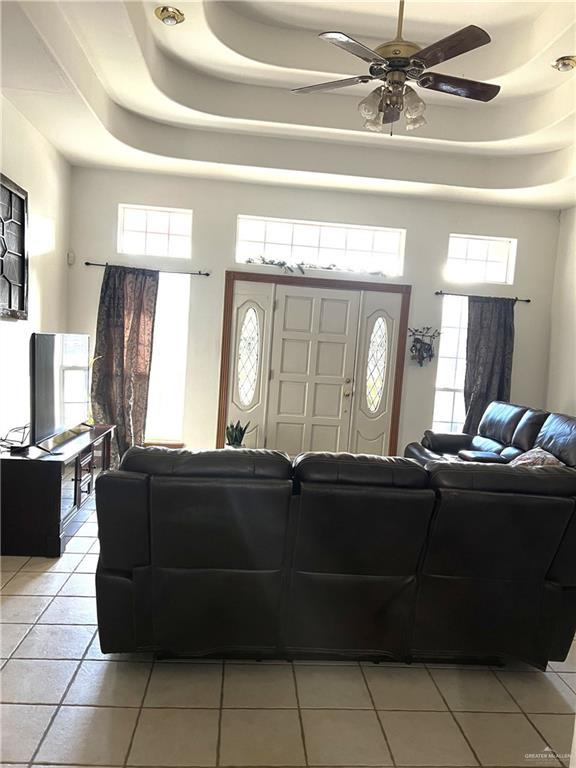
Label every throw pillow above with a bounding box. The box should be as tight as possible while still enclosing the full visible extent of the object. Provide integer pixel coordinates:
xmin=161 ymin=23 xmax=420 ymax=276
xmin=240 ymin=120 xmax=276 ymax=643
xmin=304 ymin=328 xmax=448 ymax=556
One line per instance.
xmin=509 ymin=447 xmax=565 ymax=467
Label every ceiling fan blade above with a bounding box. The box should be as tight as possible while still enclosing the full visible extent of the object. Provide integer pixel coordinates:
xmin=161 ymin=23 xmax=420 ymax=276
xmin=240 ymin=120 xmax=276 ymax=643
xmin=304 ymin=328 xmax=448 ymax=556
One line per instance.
xmin=414 ymin=25 xmax=491 ymax=69
xmin=292 ymin=75 xmax=374 ymax=94
xmin=319 ymin=31 xmax=385 ymax=64
xmin=418 ymin=72 xmax=500 ymax=101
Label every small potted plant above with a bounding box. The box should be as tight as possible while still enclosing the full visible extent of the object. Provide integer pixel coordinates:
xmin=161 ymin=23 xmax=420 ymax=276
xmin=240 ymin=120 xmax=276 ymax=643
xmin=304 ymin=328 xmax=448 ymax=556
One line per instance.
xmin=225 ymin=420 xmax=250 ymax=448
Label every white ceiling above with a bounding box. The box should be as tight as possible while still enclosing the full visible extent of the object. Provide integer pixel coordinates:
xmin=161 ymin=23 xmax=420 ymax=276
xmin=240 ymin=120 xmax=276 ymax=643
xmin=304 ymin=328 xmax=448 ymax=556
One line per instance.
xmin=1 ymin=0 xmax=575 ymax=207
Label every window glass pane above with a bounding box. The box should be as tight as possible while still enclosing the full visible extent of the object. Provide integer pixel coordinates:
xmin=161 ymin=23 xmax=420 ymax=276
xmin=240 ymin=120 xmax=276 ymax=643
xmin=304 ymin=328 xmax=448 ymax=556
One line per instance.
xmin=118 ymin=205 xmax=192 ymax=259
xmin=235 ymin=216 xmax=405 ymax=276
xmin=365 ymin=316 xmax=388 ymax=413
xmin=445 ymin=234 xmax=516 ymax=285
xmin=146 ymin=273 xmax=190 ymax=441
xmin=433 ymin=295 xmax=468 ymax=432
xmin=237 ymin=307 xmax=260 ymax=407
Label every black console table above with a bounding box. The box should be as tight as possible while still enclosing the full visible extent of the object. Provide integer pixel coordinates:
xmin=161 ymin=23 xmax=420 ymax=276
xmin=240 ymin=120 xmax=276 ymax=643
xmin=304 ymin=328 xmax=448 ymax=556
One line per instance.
xmin=1 ymin=425 xmax=115 ymax=557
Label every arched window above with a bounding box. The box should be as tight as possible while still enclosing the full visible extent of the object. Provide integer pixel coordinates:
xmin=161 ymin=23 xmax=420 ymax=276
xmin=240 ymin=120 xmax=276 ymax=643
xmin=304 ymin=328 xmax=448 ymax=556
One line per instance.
xmin=365 ymin=316 xmax=388 ymax=413
xmin=237 ymin=307 xmax=260 ymax=406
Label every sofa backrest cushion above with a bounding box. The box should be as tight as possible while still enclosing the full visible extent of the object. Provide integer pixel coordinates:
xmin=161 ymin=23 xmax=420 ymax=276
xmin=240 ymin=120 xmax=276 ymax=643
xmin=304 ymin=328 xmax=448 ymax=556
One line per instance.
xmin=427 ymin=461 xmax=576 ymax=497
xmin=510 ymin=408 xmax=550 ymax=451
xmin=120 ymin=446 xmax=292 ymax=479
xmin=293 ymin=453 xmax=428 ymax=488
xmin=535 ymin=413 xmax=576 ymax=468
xmin=477 ymin=401 xmax=527 ymax=445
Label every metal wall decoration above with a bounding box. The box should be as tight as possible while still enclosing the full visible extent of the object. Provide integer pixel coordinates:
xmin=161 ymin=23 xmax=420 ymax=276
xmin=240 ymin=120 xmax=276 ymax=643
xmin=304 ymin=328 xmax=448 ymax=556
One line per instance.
xmin=0 ymin=175 xmax=28 ymax=320
xmin=408 ymin=326 xmax=440 ymax=367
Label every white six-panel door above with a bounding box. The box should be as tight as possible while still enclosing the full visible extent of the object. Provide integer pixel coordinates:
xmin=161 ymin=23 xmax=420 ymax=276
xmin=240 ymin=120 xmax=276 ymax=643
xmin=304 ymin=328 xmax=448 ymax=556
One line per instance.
xmin=265 ymin=285 xmax=360 ymax=454
xmin=225 ymin=279 xmax=404 ymax=456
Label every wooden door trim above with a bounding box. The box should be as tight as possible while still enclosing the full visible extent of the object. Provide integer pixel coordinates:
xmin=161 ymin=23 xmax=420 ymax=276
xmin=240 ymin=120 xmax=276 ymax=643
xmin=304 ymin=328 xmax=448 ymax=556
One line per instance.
xmin=216 ymin=270 xmax=412 ymax=453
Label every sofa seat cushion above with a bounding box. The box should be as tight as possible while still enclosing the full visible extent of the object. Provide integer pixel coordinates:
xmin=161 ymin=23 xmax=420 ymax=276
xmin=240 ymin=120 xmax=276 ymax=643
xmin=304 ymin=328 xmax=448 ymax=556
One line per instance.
xmin=120 ymin=446 xmax=292 ymax=479
xmin=458 ymin=450 xmax=509 ymax=463
xmin=470 ymin=435 xmax=506 ymax=454
xmin=535 ymin=413 xmax=576 ymax=468
xmin=294 ymin=453 xmax=428 ymax=488
xmin=509 ymin=447 xmax=565 ymax=467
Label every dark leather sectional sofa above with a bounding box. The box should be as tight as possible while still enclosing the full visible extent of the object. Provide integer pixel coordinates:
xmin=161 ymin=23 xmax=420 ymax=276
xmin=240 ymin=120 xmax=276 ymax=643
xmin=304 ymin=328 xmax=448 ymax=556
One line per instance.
xmin=95 ymin=444 xmax=576 ymax=669
xmin=405 ymin=401 xmax=576 ymax=467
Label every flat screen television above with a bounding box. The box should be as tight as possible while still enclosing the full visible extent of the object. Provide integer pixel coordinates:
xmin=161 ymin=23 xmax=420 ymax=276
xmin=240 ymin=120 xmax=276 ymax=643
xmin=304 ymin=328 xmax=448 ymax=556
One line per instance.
xmin=30 ymin=333 xmax=91 ymax=445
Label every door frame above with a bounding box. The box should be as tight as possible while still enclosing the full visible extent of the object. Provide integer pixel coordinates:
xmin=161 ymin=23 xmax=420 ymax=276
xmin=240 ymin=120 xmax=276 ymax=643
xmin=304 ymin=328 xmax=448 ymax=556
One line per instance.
xmin=217 ymin=270 xmax=412 ymax=453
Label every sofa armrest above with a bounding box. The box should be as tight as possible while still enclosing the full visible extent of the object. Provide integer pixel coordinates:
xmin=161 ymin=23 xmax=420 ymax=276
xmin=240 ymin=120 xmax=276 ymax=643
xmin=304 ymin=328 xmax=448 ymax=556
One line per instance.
xmin=422 ymin=430 xmax=473 ymax=453
xmin=96 ymin=470 xmax=150 ymax=570
xmin=427 ymin=461 xmax=576 ymax=497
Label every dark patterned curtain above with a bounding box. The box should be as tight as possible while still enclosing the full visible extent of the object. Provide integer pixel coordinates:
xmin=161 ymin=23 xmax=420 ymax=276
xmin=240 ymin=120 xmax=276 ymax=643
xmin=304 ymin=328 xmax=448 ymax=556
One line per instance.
xmin=463 ymin=296 xmax=516 ymax=434
xmin=91 ymin=265 xmax=159 ymax=465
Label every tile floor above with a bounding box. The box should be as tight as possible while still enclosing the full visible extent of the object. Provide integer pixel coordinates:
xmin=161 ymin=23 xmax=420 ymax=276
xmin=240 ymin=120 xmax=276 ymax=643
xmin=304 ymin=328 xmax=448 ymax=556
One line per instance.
xmin=1 ymin=498 xmax=575 ymax=767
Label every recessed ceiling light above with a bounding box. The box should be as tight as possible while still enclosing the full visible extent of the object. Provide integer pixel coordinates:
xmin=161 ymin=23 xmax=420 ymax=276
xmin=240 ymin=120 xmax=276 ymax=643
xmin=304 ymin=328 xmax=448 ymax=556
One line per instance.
xmin=552 ymin=56 xmax=576 ymax=72
xmin=154 ymin=6 xmax=185 ymax=26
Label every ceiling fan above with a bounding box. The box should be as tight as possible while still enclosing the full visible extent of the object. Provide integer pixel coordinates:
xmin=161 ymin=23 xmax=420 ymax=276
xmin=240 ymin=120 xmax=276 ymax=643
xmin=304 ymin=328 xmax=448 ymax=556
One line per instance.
xmin=292 ymin=0 xmax=500 ymax=133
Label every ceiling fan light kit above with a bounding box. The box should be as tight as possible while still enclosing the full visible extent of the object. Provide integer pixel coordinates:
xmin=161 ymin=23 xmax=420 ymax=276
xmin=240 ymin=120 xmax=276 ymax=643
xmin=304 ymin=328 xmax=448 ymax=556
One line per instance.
xmin=292 ymin=0 xmax=501 ymax=135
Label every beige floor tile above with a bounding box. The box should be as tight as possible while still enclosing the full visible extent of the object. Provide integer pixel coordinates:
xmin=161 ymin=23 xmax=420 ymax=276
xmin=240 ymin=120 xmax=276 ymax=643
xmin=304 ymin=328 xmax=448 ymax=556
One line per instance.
xmin=431 ymin=668 xmax=520 ymax=712
xmin=219 ymin=709 xmax=305 ymax=766
xmin=557 ymin=672 xmax=576 ymax=693
xmin=64 ymin=660 xmax=151 ymax=706
xmin=76 ymin=522 xmax=99 ymax=537
xmin=0 ymin=703 xmax=56 ymax=762
xmin=22 ymin=555 xmax=84 ymax=573
xmin=303 ymin=709 xmax=392 ymax=766
xmin=223 ymin=663 xmax=297 ymax=708
xmin=364 ymin=666 xmax=447 ymax=710
xmin=13 ymin=624 xmax=95 ymax=660
xmin=550 ymin=644 xmax=576 ymax=674
xmin=65 ymin=536 xmax=97 ymax=554
xmin=0 ymin=573 xmax=16 ymax=588
xmin=85 ymin=634 xmax=153 ymax=662
xmin=38 ymin=596 xmax=97 ymax=625
xmin=37 ymin=705 xmax=138 ymax=764
xmin=58 ymin=573 xmax=96 ymax=597
xmin=497 ymin=672 xmax=576 ymax=714
xmin=1 ymin=572 xmax=70 ymax=596
xmin=380 ymin=711 xmax=477 ymax=766
xmin=0 ymin=557 xmax=30 ymax=572
xmin=128 ymin=708 xmax=218 ymax=766
xmin=295 ymin=665 xmax=372 ymax=709
xmin=528 ymin=714 xmax=575 ymax=766
xmin=144 ymin=662 xmax=221 ymax=707
xmin=456 ymin=712 xmax=561 ymax=766
xmin=0 ymin=595 xmax=52 ymax=623
xmin=1 ymin=658 xmax=78 ymax=703
xmin=75 ymin=554 xmax=99 ymax=573
xmin=0 ymin=624 xmax=31 ymax=658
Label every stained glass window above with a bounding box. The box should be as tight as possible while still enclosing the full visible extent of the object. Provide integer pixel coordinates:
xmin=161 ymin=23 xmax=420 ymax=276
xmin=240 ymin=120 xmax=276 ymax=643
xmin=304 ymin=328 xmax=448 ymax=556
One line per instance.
xmin=366 ymin=316 xmax=388 ymax=413
xmin=237 ymin=307 xmax=260 ymax=406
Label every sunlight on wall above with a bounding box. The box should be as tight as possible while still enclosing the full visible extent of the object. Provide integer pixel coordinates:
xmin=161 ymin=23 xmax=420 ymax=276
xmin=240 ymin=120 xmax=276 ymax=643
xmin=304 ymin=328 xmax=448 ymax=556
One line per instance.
xmin=28 ymin=214 xmax=56 ymax=256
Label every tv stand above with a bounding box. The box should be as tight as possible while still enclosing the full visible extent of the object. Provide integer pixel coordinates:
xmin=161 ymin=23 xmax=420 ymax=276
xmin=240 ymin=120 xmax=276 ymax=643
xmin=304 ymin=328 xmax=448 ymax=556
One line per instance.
xmin=1 ymin=425 xmax=115 ymax=557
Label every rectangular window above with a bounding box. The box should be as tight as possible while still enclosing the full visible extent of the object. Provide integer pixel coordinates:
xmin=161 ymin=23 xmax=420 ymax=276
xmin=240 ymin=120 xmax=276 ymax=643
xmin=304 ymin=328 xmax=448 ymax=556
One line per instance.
xmin=145 ymin=273 xmax=190 ymax=442
xmin=117 ymin=204 xmax=192 ymax=258
xmin=236 ymin=215 xmax=406 ymax=276
xmin=432 ymin=295 xmax=468 ymax=433
xmin=445 ymin=234 xmax=517 ymax=285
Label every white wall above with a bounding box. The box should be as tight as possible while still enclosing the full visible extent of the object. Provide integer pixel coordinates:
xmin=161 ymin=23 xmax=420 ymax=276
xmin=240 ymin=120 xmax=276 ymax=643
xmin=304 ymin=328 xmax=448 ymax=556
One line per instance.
xmin=68 ymin=166 xmax=559 ymax=451
xmin=547 ymin=207 xmax=576 ymax=415
xmin=0 ymin=97 xmax=70 ymax=437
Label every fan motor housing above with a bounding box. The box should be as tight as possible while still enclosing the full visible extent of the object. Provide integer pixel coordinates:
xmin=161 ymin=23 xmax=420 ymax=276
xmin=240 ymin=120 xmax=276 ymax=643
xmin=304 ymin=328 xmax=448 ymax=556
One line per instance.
xmin=374 ymin=39 xmax=421 ymax=59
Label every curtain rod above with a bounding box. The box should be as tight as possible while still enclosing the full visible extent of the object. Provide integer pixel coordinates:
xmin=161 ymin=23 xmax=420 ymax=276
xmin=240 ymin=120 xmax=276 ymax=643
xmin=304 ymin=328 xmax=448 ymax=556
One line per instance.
xmin=84 ymin=261 xmax=211 ymax=277
xmin=435 ymin=290 xmax=531 ymax=303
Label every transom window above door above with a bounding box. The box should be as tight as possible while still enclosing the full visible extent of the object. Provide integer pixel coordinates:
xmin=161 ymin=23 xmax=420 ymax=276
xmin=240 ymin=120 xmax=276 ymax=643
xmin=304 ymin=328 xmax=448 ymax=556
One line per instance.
xmin=444 ymin=233 xmax=517 ymax=285
xmin=117 ymin=204 xmax=192 ymax=258
xmin=236 ymin=215 xmax=406 ymax=276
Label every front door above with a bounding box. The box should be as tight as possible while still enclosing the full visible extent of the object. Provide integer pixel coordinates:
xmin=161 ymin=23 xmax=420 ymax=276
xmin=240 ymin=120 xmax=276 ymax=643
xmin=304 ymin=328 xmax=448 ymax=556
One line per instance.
xmin=265 ymin=285 xmax=360 ymax=454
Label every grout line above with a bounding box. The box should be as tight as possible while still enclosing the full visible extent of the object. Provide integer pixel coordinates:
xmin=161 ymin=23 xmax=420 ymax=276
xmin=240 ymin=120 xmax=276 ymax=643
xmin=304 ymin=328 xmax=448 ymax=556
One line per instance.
xmin=215 ymin=659 xmax=226 ymax=766
xmin=291 ymin=661 xmax=309 ymax=767
xmin=122 ymin=655 xmax=155 ymax=768
xmin=424 ymin=663 xmax=482 ymax=767
xmin=359 ymin=662 xmax=396 ymax=767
